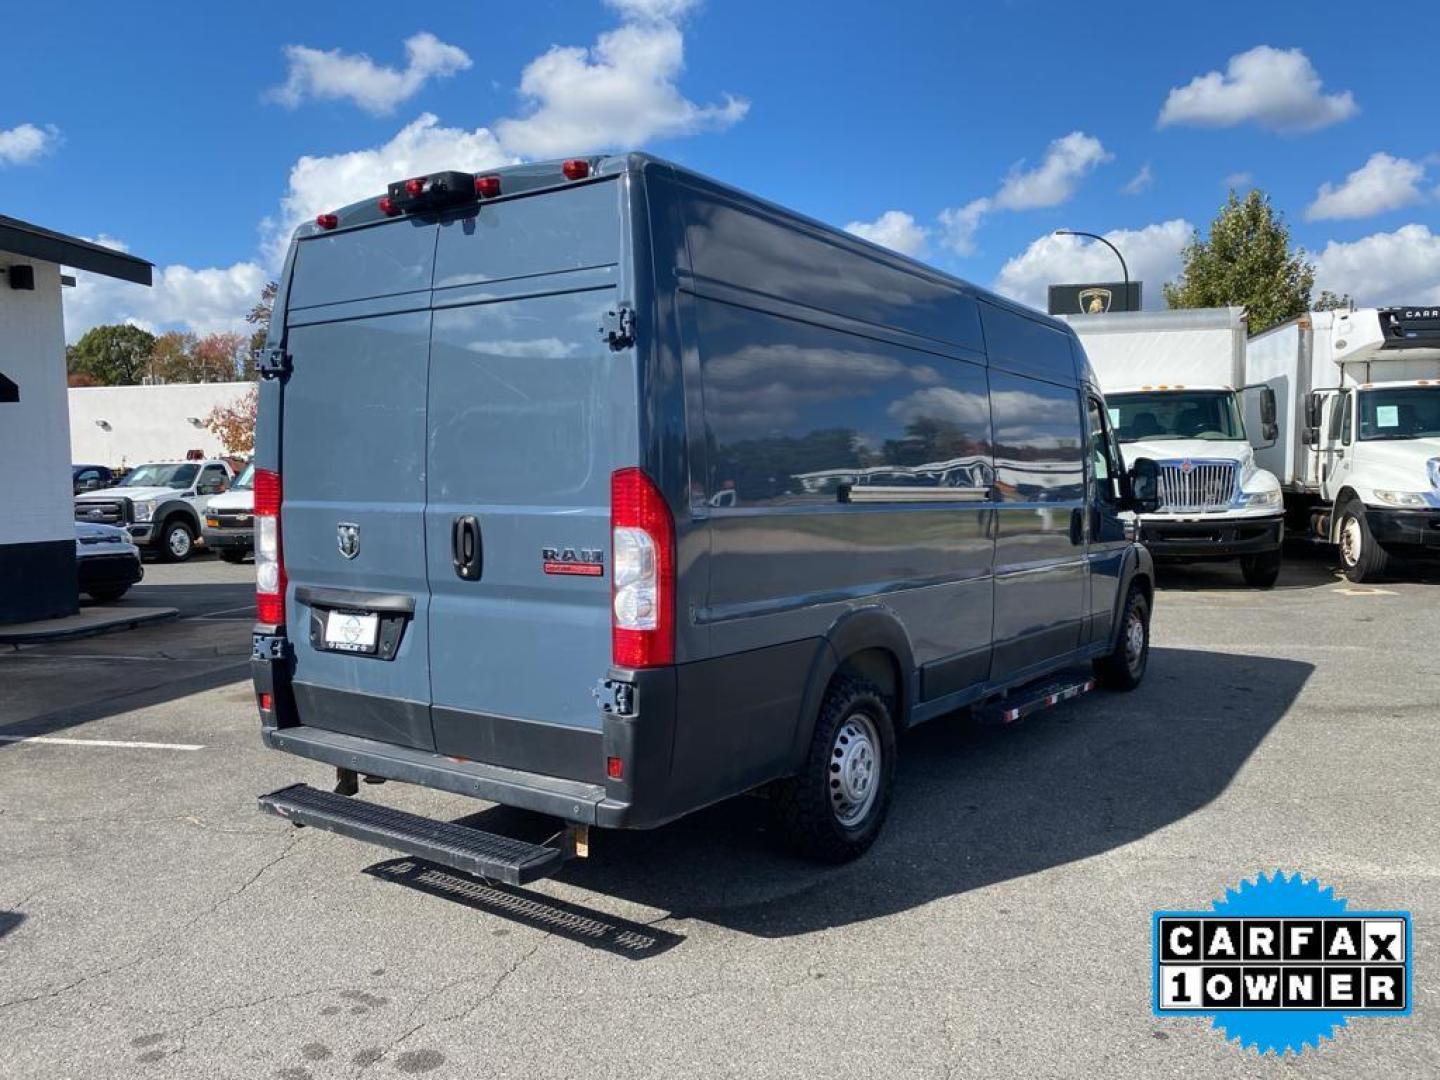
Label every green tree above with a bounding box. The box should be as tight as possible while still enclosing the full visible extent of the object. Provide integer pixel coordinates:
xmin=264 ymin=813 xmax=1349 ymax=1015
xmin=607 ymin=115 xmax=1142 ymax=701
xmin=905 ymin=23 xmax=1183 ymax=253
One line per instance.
xmin=67 ymin=324 xmax=157 ymax=386
xmin=244 ymin=280 xmax=279 ymax=380
xmin=1163 ymin=189 xmax=1315 ymax=334
xmin=1314 ymin=290 xmax=1353 ymax=312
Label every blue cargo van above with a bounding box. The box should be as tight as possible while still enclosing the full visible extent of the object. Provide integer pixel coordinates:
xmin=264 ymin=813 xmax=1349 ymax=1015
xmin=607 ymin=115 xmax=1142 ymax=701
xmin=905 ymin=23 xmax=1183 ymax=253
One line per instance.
xmin=253 ymin=155 xmax=1160 ymax=881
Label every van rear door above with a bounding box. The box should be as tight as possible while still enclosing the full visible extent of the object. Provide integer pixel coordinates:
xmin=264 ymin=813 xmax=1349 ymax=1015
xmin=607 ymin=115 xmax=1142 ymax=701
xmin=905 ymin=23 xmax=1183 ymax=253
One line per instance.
xmin=424 ymin=180 xmax=628 ymax=779
xmin=281 ymin=219 xmax=438 ymax=750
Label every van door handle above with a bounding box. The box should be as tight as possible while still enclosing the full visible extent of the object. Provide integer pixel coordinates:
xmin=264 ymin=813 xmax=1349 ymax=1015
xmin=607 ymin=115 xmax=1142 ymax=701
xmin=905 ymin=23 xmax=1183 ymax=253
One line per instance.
xmin=1068 ymin=506 xmax=1085 ymax=546
xmin=451 ymin=515 xmax=482 ymax=581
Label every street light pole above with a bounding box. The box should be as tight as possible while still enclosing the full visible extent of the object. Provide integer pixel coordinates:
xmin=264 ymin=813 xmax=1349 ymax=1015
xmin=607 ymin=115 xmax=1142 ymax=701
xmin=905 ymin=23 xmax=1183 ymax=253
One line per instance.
xmin=1054 ymin=229 xmax=1130 ymax=307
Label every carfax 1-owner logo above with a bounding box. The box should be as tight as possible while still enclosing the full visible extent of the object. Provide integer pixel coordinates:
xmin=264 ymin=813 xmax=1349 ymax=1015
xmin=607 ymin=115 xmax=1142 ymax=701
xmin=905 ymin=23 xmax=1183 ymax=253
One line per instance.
xmin=1153 ymin=871 xmax=1413 ymax=1054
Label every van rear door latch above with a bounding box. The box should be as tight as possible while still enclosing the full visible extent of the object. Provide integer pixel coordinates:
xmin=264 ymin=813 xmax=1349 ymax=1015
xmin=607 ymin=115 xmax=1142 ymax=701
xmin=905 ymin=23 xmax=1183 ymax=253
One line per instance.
xmin=599 ymin=306 xmax=636 ymax=350
xmin=258 ymin=347 xmax=291 ymax=378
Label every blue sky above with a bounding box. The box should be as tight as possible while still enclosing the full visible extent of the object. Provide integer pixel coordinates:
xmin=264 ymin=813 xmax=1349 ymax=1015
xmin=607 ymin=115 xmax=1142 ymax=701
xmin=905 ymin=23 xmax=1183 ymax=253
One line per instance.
xmin=2 ymin=0 xmax=1435 ymax=341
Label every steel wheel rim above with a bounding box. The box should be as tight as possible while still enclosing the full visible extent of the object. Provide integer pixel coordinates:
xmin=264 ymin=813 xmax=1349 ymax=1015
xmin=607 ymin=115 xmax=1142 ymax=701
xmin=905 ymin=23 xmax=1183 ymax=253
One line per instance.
xmin=829 ymin=712 xmax=881 ymax=828
xmin=169 ymin=527 xmax=191 ymax=557
xmin=1125 ymin=610 xmax=1146 ymax=671
xmin=1340 ymin=516 xmax=1362 ymax=567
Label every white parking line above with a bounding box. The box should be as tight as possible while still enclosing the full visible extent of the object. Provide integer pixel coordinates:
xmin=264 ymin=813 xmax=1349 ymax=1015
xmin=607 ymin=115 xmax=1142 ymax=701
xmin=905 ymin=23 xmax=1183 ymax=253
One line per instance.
xmin=0 ymin=735 xmax=204 ymax=750
xmin=1 ymin=653 xmax=231 ymax=663
xmin=192 ymin=605 xmax=257 ymax=620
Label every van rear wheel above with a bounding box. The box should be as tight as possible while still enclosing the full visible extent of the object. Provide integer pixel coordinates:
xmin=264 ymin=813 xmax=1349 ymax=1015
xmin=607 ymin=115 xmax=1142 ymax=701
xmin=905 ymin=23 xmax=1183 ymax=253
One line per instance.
xmin=158 ymin=519 xmax=195 ymax=563
xmin=771 ymin=673 xmax=896 ymax=864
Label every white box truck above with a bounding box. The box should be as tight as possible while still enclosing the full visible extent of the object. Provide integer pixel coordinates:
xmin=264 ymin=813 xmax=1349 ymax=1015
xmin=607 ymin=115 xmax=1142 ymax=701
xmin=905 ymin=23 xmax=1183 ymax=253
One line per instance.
xmin=1246 ymin=306 xmax=1440 ymax=581
xmin=1063 ymin=307 xmax=1285 ymax=587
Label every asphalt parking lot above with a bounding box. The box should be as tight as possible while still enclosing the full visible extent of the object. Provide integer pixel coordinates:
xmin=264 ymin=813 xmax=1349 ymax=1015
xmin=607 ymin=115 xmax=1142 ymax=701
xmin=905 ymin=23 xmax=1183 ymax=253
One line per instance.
xmin=2 ymin=549 xmax=1437 ymax=1079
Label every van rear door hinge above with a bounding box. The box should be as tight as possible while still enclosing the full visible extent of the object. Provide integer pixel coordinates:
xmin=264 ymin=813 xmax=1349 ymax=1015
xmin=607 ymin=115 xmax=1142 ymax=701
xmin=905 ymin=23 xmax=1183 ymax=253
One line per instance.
xmin=593 ymin=678 xmax=636 ymax=717
xmin=600 ymin=307 xmax=636 ymax=351
xmin=258 ymin=347 xmax=291 ymax=378
xmin=252 ymin=633 xmax=290 ymax=661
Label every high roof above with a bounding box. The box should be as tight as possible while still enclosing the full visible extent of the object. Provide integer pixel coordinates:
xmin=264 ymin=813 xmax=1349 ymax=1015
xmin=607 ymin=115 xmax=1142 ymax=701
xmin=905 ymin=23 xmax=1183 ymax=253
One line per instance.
xmin=0 ymin=214 xmax=152 ymax=286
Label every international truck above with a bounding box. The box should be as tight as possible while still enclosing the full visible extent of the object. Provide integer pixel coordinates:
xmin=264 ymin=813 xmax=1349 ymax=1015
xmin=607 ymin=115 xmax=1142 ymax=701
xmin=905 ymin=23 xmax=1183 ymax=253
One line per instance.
xmin=250 ymin=153 xmax=1163 ymax=885
xmin=1062 ymin=307 xmax=1285 ymax=587
xmin=1246 ymin=306 xmax=1440 ymax=581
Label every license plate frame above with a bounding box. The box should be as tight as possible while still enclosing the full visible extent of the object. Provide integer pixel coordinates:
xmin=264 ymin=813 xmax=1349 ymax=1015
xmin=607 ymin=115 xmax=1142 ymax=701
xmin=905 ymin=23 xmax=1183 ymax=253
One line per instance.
xmin=322 ymin=608 xmax=380 ymax=654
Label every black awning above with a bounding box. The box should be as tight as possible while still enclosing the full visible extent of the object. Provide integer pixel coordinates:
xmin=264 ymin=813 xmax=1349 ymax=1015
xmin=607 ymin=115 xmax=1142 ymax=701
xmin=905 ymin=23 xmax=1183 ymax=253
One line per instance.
xmin=0 ymin=214 xmax=152 ymax=286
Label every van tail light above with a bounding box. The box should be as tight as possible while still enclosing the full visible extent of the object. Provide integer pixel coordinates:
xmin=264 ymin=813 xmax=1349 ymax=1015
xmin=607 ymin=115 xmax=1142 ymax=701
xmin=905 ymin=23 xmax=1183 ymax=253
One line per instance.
xmin=611 ymin=467 xmax=674 ymax=668
xmin=254 ymin=468 xmax=286 ymax=627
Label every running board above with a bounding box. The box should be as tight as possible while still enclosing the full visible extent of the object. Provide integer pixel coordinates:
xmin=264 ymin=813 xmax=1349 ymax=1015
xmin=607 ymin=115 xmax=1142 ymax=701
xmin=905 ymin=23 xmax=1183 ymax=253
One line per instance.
xmin=258 ymin=783 xmax=569 ymax=886
xmin=972 ymin=675 xmax=1097 ymax=726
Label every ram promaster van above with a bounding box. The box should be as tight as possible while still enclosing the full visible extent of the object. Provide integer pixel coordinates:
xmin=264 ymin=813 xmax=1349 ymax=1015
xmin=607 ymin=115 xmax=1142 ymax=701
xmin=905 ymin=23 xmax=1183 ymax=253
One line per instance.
xmin=1062 ymin=308 xmax=1285 ymax=587
xmin=253 ymin=155 xmax=1161 ymax=882
xmin=1247 ymin=307 xmax=1440 ymax=581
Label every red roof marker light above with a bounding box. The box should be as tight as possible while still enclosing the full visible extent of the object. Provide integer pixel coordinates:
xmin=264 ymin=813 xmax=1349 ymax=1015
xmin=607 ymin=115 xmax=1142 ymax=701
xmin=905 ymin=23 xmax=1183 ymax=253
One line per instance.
xmin=315 ymin=213 xmax=338 ymax=230
xmin=562 ymin=158 xmax=591 ymax=181
xmin=404 ymin=177 xmax=426 ymax=197
xmin=475 ymin=175 xmax=501 ymax=198
xmin=378 ymin=196 xmax=400 ymax=217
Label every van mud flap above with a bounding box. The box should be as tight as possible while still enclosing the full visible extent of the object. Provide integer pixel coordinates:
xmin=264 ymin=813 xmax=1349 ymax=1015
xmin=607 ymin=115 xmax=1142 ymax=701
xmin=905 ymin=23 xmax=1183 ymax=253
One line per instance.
xmin=258 ymin=783 xmax=570 ymax=886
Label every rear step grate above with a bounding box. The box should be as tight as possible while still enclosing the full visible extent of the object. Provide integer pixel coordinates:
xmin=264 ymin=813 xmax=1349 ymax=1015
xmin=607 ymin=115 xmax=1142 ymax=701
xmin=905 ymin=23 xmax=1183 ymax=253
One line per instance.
xmin=258 ymin=783 xmax=566 ymax=886
xmin=972 ymin=675 xmax=1097 ymax=727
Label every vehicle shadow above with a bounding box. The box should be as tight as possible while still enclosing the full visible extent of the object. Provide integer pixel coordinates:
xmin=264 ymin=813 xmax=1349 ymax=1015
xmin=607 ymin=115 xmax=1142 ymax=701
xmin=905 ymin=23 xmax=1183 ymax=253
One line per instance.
xmin=414 ymin=646 xmax=1310 ymax=940
xmin=1154 ymin=540 xmax=1340 ymax=592
xmin=0 ymin=911 xmax=24 ymax=939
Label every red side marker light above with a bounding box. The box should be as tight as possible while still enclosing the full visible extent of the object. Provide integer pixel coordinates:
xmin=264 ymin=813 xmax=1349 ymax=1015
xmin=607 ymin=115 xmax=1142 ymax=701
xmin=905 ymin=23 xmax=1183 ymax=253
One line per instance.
xmin=606 ymin=756 xmax=624 ymax=780
xmin=475 ymin=175 xmax=501 ymax=198
xmin=562 ymin=158 xmax=590 ymax=181
xmin=258 ymin=692 xmax=274 ymax=711
xmin=378 ymin=196 xmax=399 ymax=217
xmin=404 ymin=177 xmax=426 ymax=197
xmin=315 ymin=213 xmax=338 ymax=230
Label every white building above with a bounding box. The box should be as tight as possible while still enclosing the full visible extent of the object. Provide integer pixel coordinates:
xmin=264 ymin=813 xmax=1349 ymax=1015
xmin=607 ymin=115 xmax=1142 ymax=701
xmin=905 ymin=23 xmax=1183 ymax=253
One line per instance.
xmin=69 ymin=381 xmax=254 ymax=468
xmin=0 ymin=214 xmax=152 ymax=624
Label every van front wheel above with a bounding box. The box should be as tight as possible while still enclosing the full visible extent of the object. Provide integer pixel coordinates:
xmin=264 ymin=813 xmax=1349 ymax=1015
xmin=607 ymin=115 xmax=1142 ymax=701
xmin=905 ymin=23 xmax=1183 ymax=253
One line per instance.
xmin=772 ymin=674 xmax=897 ymax=864
xmin=1093 ymin=586 xmax=1150 ymax=691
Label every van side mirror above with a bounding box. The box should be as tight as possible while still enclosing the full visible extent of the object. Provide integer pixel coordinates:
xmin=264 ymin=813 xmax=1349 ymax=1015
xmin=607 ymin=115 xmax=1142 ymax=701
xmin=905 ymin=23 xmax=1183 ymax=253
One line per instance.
xmin=1122 ymin=457 xmax=1161 ymax=514
xmin=1304 ymin=393 xmax=1323 ymax=430
xmin=1302 ymin=427 xmax=1317 ymax=447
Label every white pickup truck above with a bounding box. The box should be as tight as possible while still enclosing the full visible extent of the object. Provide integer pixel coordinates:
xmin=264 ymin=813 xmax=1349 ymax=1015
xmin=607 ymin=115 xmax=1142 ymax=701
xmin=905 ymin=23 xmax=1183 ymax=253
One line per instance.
xmin=1064 ymin=307 xmax=1285 ymax=587
xmin=73 ymin=458 xmax=236 ymax=562
xmin=1247 ymin=306 xmax=1440 ymax=581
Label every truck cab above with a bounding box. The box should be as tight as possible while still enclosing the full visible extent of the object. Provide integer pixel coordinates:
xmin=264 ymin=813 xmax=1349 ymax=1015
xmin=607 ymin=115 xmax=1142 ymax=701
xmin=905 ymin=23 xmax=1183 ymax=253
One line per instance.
xmin=1065 ymin=308 xmax=1285 ymax=587
xmin=74 ymin=458 xmax=235 ymax=562
xmin=1250 ymin=307 xmax=1440 ymax=582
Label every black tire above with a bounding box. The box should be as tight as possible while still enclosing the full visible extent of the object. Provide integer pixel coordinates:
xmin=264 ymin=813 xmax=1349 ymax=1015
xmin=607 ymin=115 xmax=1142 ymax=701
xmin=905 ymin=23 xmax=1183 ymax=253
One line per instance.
xmin=158 ymin=518 xmax=196 ymax=563
xmin=1240 ymin=549 xmax=1282 ymax=589
xmin=1337 ymin=501 xmax=1389 ymax=583
xmin=1093 ymin=585 xmax=1150 ymax=691
xmin=85 ymin=586 xmax=130 ymax=603
xmin=771 ymin=673 xmax=897 ymax=864
xmin=218 ymin=549 xmax=249 ymax=564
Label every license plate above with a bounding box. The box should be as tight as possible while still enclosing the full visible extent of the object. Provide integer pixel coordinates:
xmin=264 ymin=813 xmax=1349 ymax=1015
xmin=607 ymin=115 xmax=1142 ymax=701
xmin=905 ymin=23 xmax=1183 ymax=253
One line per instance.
xmin=323 ymin=610 xmax=379 ymax=653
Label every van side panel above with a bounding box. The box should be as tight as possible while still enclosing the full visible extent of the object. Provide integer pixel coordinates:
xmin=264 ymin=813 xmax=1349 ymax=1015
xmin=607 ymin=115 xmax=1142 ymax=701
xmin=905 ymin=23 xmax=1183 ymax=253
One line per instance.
xmin=667 ymin=175 xmax=997 ymax=767
xmin=979 ymin=304 xmax=1088 ymax=680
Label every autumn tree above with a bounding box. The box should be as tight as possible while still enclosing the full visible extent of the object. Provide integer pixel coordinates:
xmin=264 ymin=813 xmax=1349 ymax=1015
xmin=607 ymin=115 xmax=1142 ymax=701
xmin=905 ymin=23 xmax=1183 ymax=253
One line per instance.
xmin=205 ymin=386 xmax=258 ymax=455
xmin=67 ymin=324 xmax=156 ymax=386
xmin=148 ymin=330 xmax=199 ymax=383
xmin=1164 ymin=189 xmax=1315 ymax=334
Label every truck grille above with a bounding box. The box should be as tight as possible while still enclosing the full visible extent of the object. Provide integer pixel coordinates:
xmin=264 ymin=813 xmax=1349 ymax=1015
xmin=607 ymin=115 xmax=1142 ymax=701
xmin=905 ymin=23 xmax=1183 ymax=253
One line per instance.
xmin=210 ymin=512 xmax=253 ymax=530
xmin=74 ymin=498 xmax=130 ymax=525
xmin=1155 ymin=461 xmax=1236 ymax=513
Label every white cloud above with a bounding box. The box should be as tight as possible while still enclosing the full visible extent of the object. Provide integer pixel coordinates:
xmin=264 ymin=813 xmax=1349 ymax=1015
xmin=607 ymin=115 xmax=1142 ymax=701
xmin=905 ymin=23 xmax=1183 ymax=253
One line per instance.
xmin=1121 ymin=164 xmax=1153 ymax=196
xmin=1158 ymin=46 xmax=1358 ymax=133
xmin=1314 ymin=224 xmax=1440 ymax=307
xmin=63 ymin=239 xmax=266 ymax=344
xmin=0 ymin=122 xmax=60 ymax=166
xmin=264 ymin=113 xmax=513 ymax=264
xmin=936 ymin=132 xmax=1109 ymax=254
xmin=1223 ymin=171 xmax=1254 ymax=190
xmin=992 ymin=219 xmax=1193 ymax=312
xmin=844 ymin=210 xmax=929 ymax=257
xmin=1306 ymin=153 xmax=1428 ymax=221
xmin=268 ymin=32 xmax=472 ymax=115
xmin=604 ymin=0 xmax=701 ymax=19
xmin=495 ymin=20 xmax=747 ymax=157
xmin=993 ymin=132 xmax=1111 ymax=211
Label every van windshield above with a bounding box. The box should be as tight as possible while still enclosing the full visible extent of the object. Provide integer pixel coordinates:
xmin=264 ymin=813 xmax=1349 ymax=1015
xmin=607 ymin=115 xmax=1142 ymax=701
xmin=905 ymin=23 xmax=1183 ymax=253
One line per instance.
xmin=1358 ymin=386 xmax=1440 ymax=440
xmin=119 ymin=463 xmax=199 ymax=489
xmin=1105 ymin=391 xmax=1245 ymax=443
